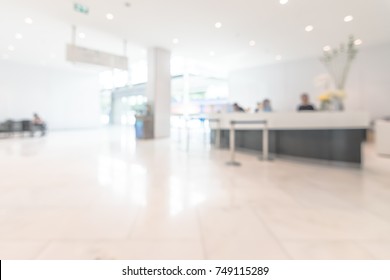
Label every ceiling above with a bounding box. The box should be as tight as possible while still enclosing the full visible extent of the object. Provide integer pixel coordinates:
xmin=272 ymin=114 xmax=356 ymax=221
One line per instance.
xmin=1 ymin=0 xmax=390 ymax=73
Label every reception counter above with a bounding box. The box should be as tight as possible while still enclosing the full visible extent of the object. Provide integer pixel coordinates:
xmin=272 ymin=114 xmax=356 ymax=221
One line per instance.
xmin=209 ymin=112 xmax=370 ymax=164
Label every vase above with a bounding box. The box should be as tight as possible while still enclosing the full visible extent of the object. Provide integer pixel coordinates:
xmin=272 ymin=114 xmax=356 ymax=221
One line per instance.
xmin=329 ymin=96 xmax=344 ymax=111
xmin=320 ymin=101 xmax=331 ymax=111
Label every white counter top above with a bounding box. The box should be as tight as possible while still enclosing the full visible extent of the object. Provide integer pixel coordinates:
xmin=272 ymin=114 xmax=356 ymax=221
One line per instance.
xmin=208 ymin=112 xmax=370 ymax=130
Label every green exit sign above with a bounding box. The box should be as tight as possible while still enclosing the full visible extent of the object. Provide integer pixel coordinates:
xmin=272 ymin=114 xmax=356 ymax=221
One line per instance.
xmin=74 ymin=3 xmax=89 ymax=14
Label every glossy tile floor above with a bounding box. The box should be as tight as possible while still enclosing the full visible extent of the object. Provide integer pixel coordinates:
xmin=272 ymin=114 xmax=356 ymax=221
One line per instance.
xmin=0 ymin=128 xmax=390 ymax=260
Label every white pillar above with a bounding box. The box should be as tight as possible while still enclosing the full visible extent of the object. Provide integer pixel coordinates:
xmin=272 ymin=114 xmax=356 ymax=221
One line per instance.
xmin=146 ymin=47 xmax=171 ymax=138
xmin=183 ymin=70 xmax=190 ymax=117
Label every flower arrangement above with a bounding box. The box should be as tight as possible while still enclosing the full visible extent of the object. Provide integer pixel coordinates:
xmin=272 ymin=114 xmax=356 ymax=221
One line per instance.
xmin=319 ymin=90 xmax=346 ymax=100
xmin=318 ymin=35 xmax=359 ymax=111
xmin=320 ymin=35 xmax=359 ymax=90
xmin=319 ymin=90 xmax=346 ymax=110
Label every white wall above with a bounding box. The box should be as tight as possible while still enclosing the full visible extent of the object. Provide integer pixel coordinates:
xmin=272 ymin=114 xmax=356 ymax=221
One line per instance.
xmin=0 ymin=61 xmax=101 ymax=130
xmin=229 ymin=43 xmax=390 ymax=119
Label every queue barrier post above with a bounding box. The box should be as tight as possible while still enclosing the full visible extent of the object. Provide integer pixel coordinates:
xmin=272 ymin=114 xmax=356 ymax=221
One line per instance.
xmin=226 ymin=121 xmax=241 ymax=166
xmin=260 ymin=121 xmax=270 ymax=161
xmin=215 ymin=120 xmax=221 ymax=149
xmin=207 ymin=118 xmax=221 ymax=149
xmin=186 ymin=117 xmax=190 ymax=152
xmin=226 ymin=120 xmax=271 ymax=166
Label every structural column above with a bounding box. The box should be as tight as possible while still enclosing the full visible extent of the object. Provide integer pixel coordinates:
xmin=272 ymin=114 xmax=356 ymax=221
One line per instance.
xmin=146 ymin=47 xmax=171 ymax=138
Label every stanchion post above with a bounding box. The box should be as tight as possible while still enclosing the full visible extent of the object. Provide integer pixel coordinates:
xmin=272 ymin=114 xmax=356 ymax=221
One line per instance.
xmin=186 ymin=117 xmax=190 ymax=152
xmin=230 ymin=122 xmax=235 ymax=161
xmin=216 ymin=120 xmax=221 ymax=149
xmin=202 ymin=118 xmax=207 ymax=145
xmin=176 ymin=115 xmax=183 ymax=143
xmin=209 ymin=119 xmax=221 ymax=149
xmin=262 ymin=122 xmax=269 ymax=161
xmin=226 ymin=121 xmax=241 ymax=166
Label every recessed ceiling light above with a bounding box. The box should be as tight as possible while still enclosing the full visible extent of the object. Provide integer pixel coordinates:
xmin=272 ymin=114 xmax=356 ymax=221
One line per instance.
xmin=24 ymin=17 xmax=33 ymax=24
xmin=15 ymin=33 xmax=23 ymax=40
xmin=8 ymin=45 xmax=15 ymax=51
xmin=79 ymin=32 xmax=86 ymax=39
xmin=275 ymin=55 xmax=282 ymax=61
xmin=323 ymin=45 xmax=331 ymax=52
xmin=249 ymin=40 xmax=256 ymax=47
xmin=305 ymin=25 xmax=314 ymax=32
xmin=344 ymin=15 xmax=354 ymax=22
xmin=280 ymin=0 xmax=288 ymax=5
xmin=209 ymin=51 xmax=215 ymax=56
xmin=215 ymin=22 xmax=222 ymax=29
xmin=106 ymin=13 xmax=114 ymax=20
xmin=173 ymin=38 xmax=179 ymax=44
xmin=354 ymin=39 xmax=362 ymax=46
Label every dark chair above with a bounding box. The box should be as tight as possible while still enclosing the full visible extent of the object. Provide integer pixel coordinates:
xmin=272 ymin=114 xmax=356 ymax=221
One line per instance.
xmin=21 ymin=120 xmax=33 ymax=137
xmin=0 ymin=122 xmax=7 ymax=136
xmin=12 ymin=121 xmax=23 ymax=133
xmin=0 ymin=120 xmax=13 ymax=138
xmin=0 ymin=119 xmax=46 ymax=138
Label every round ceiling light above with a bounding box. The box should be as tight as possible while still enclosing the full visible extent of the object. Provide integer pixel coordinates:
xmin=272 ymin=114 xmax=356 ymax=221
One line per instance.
xmin=280 ymin=0 xmax=288 ymax=5
xmin=106 ymin=13 xmax=114 ymax=20
xmin=354 ymin=39 xmax=362 ymax=46
xmin=344 ymin=15 xmax=354 ymax=22
xmin=305 ymin=25 xmax=314 ymax=32
xmin=215 ymin=22 xmax=222 ymax=29
xmin=323 ymin=45 xmax=331 ymax=52
xmin=249 ymin=40 xmax=256 ymax=47
xmin=24 ymin=17 xmax=33 ymax=24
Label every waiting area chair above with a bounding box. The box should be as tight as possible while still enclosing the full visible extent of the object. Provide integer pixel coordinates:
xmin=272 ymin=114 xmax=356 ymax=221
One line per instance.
xmin=0 ymin=119 xmax=46 ymax=138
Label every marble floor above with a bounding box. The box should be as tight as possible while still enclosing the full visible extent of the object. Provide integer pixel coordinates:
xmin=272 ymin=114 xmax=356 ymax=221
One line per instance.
xmin=0 ymin=127 xmax=390 ymax=260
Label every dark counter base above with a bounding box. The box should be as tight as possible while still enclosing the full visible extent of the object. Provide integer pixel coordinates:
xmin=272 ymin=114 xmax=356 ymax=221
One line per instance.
xmin=212 ymin=129 xmax=367 ymax=164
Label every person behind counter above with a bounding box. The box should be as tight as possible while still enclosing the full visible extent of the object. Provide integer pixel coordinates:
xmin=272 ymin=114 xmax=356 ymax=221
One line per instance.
xmin=233 ymin=103 xmax=245 ymax=112
xmin=297 ymin=93 xmax=316 ymax=111
xmin=255 ymin=99 xmax=272 ymax=112
xmin=262 ymin=99 xmax=272 ymax=112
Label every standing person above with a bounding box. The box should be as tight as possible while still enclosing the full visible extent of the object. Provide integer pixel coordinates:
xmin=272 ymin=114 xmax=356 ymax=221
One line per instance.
xmin=32 ymin=113 xmax=47 ymax=136
xmin=262 ymin=99 xmax=272 ymax=112
xmin=297 ymin=93 xmax=316 ymax=111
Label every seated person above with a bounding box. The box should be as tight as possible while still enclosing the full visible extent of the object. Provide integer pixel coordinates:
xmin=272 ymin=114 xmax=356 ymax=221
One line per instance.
xmin=262 ymin=99 xmax=272 ymax=112
xmin=297 ymin=93 xmax=316 ymax=111
xmin=233 ymin=103 xmax=245 ymax=112
xmin=32 ymin=113 xmax=47 ymax=136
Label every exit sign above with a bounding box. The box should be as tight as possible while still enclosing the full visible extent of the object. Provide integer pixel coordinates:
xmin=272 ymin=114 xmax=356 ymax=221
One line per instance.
xmin=74 ymin=3 xmax=89 ymax=14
